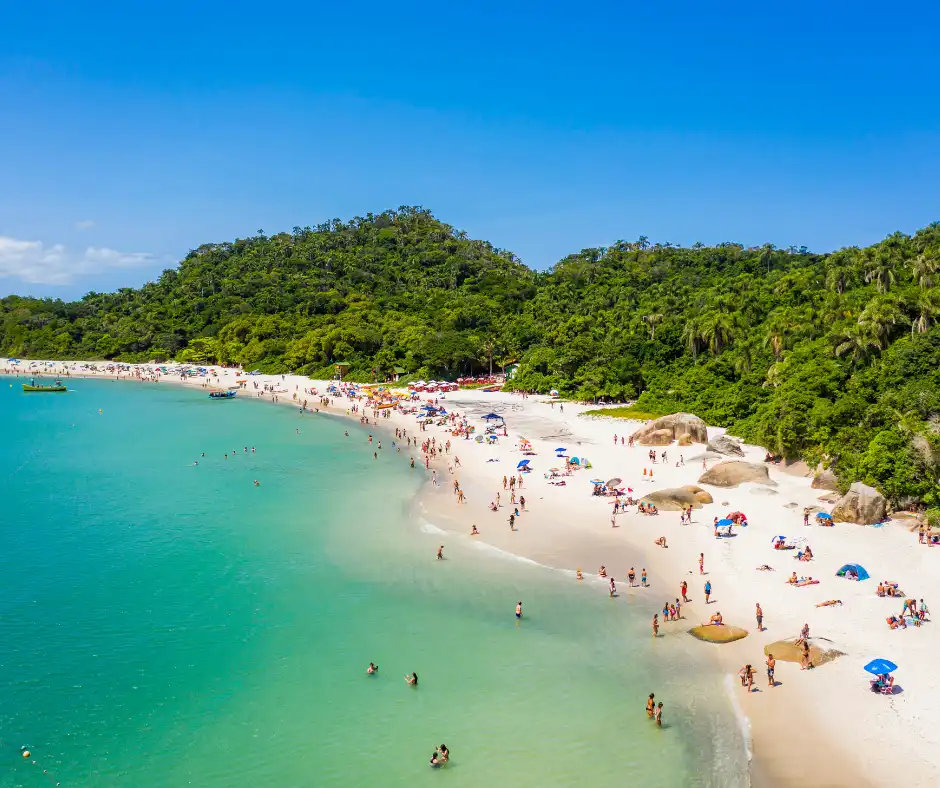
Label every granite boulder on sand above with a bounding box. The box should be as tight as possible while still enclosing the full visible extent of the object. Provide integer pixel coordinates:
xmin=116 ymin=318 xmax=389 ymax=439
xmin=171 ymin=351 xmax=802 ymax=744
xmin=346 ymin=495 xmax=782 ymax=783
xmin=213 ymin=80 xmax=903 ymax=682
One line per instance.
xmin=831 ymin=482 xmax=887 ymax=525
xmin=631 ymin=413 xmax=708 ymax=445
xmin=642 ymin=485 xmax=714 ymax=510
xmin=698 ymin=460 xmax=776 ymax=488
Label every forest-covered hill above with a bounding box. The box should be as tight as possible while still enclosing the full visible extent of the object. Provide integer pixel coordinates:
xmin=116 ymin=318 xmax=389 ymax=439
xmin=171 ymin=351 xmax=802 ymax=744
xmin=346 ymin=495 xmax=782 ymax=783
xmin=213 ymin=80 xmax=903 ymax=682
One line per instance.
xmin=2 ymin=206 xmax=938 ymax=507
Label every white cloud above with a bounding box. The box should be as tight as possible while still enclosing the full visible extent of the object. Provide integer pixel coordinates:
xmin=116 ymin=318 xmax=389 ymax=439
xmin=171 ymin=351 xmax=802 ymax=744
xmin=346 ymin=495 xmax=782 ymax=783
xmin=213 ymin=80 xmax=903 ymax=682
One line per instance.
xmin=74 ymin=219 xmax=95 ymax=231
xmin=0 ymin=235 xmax=157 ymax=286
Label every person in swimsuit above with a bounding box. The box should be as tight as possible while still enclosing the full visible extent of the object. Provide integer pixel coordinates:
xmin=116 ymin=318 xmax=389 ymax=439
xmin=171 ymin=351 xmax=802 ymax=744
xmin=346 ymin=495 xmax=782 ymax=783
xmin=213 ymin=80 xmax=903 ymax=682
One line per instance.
xmin=628 ymin=568 xmax=636 ymax=586
xmin=516 ymin=601 xmax=523 ymax=619
xmin=646 ymin=693 xmax=656 ymax=718
xmin=652 ymin=614 xmax=659 ymax=638
xmin=704 ymin=581 xmax=712 ymax=604
xmin=367 ymin=662 xmax=378 ymax=675
xmin=471 ymin=525 xmax=479 ymax=535
xmin=766 ymin=655 xmax=775 ymax=687
xmin=681 ymin=581 xmax=689 ymax=602
xmin=609 ymin=577 xmax=616 ymax=597
xmin=655 ymin=702 xmax=663 ymax=726
xmin=436 ymin=545 xmax=444 ymax=560
xmin=641 ymin=568 xmax=647 ymax=587
xmin=755 ymin=602 xmax=763 ymax=631
xmin=576 ymin=569 xmax=583 ymax=580
xmin=405 ymin=672 xmax=418 ymax=686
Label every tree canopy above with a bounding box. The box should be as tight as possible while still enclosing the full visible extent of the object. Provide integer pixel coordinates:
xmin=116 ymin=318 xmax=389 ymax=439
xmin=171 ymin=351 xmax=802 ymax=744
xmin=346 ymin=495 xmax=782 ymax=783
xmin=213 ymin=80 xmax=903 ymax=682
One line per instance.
xmin=2 ymin=207 xmax=938 ymax=506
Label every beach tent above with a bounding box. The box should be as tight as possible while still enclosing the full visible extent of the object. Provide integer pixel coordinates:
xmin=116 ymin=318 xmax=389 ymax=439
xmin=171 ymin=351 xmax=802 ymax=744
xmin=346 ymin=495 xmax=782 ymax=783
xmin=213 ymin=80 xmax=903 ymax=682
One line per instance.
xmin=569 ymin=457 xmax=580 ymax=465
xmin=483 ymin=413 xmax=503 ymax=421
xmin=717 ymin=519 xmax=734 ymax=527
xmin=836 ymin=563 xmax=870 ymax=581
xmin=864 ymin=658 xmax=897 ymax=675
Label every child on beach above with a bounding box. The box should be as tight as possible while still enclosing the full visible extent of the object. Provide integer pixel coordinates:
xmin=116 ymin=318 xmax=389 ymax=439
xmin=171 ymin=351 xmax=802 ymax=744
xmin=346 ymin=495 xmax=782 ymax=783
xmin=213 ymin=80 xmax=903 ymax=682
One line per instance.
xmin=681 ymin=581 xmax=689 ymax=602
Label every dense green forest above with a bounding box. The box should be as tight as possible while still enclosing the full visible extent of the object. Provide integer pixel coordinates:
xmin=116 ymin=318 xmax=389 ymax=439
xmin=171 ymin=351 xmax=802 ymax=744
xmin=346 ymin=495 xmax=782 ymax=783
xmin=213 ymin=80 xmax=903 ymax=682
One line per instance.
xmin=2 ymin=206 xmax=939 ymax=507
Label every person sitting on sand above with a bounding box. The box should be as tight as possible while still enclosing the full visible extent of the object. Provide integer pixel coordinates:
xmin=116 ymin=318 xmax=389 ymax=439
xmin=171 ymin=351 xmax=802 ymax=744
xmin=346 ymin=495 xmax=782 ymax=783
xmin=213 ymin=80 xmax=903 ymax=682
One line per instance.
xmin=788 ymin=571 xmax=798 ymax=585
xmin=654 ymin=536 xmax=668 ymax=548
xmin=367 ymin=662 xmax=378 ymax=674
xmin=405 ymin=672 xmax=418 ymax=686
xmin=877 ymin=582 xmax=886 ymax=597
xmin=598 ymin=566 xmax=608 ymax=578
xmin=471 ymin=525 xmax=479 ymax=535
xmin=707 ymin=612 xmax=723 ymax=626
xmin=886 ymin=615 xmax=906 ymax=630
xmin=816 ymin=600 xmax=843 ymax=607
xmin=757 ymin=564 xmax=775 ymax=571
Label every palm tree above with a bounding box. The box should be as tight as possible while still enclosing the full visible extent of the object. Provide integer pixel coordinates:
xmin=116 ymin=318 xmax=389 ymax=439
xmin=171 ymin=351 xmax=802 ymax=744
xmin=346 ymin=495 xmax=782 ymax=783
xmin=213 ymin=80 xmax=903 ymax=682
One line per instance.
xmin=858 ymin=297 xmax=904 ymax=348
xmin=833 ymin=324 xmax=880 ymax=365
xmin=825 ymin=249 xmax=859 ymax=294
xmin=909 ymin=252 xmax=939 ymax=290
xmin=699 ymin=310 xmax=740 ymax=355
xmin=911 ymin=289 xmax=940 ymax=336
xmin=642 ymin=313 xmax=663 ymax=340
xmin=682 ymin=317 xmax=703 ymax=361
xmin=764 ymin=309 xmax=799 ymax=360
xmin=863 ymin=248 xmax=897 ymax=293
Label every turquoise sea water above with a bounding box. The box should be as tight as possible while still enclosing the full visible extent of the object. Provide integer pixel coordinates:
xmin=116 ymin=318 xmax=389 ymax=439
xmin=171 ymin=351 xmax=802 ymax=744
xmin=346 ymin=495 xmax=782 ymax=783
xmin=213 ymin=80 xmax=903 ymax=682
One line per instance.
xmin=1 ymin=378 xmax=748 ymax=787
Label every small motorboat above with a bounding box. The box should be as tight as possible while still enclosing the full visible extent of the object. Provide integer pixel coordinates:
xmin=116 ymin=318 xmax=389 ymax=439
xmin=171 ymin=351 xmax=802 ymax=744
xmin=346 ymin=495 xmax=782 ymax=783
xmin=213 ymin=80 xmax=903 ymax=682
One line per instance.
xmin=208 ymin=390 xmax=236 ymax=399
xmin=22 ymin=382 xmax=67 ymax=392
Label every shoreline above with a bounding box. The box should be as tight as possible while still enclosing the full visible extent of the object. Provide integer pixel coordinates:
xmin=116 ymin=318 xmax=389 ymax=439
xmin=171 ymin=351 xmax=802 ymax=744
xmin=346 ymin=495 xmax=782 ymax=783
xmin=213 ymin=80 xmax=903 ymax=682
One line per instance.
xmin=8 ymin=361 xmax=940 ymax=787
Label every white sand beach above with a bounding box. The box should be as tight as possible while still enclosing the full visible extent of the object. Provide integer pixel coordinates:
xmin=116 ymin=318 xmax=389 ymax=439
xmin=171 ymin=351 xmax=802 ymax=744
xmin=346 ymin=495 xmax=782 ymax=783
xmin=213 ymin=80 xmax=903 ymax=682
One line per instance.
xmin=8 ymin=359 xmax=940 ymax=787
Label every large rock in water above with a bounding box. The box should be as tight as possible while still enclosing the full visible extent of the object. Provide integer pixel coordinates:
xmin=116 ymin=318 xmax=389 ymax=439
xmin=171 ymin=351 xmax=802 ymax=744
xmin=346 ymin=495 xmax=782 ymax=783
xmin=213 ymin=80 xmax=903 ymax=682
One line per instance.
xmin=707 ymin=435 xmax=744 ymax=456
xmin=831 ymin=482 xmax=886 ymax=524
xmin=698 ymin=460 xmax=776 ymax=488
xmin=631 ymin=413 xmax=707 ymax=446
xmin=642 ymin=485 xmax=713 ymax=511
xmin=811 ymin=467 xmax=840 ymax=492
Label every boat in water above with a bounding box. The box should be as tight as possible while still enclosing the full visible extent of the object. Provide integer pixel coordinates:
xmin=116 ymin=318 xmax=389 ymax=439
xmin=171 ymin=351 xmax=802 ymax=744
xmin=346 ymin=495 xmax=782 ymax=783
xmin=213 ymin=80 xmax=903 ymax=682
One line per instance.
xmin=22 ymin=380 xmax=67 ymax=392
xmin=208 ymin=390 xmax=237 ymax=399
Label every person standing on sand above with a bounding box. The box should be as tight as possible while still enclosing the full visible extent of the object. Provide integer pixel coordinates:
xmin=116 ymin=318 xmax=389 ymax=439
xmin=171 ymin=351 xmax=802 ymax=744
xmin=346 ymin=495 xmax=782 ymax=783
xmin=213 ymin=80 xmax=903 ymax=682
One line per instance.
xmin=766 ymin=654 xmax=775 ymax=687
xmin=628 ymin=567 xmax=636 ymax=586
xmin=698 ymin=553 xmax=705 ymax=574
xmin=681 ymin=581 xmax=689 ymax=602
xmin=520 ymin=496 xmax=526 ymax=511
xmin=755 ymin=603 xmax=764 ymax=631
xmin=609 ymin=577 xmax=616 ymax=597
xmin=436 ymin=545 xmax=444 ymax=560
xmin=704 ymin=581 xmax=712 ymax=604
xmin=508 ymin=514 xmax=515 ymax=531
xmin=641 ymin=568 xmax=647 ymax=587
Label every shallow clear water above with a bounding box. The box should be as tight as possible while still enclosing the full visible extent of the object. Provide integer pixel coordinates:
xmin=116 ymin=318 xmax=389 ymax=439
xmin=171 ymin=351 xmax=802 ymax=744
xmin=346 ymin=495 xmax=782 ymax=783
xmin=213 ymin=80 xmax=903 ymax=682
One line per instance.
xmin=0 ymin=378 xmax=747 ymax=787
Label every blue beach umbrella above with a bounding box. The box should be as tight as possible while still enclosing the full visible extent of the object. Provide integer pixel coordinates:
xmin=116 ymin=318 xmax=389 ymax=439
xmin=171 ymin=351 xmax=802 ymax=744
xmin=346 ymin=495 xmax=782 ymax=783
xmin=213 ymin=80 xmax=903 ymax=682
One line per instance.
xmin=863 ymin=658 xmax=898 ymax=675
xmin=816 ymin=512 xmax=833 ymax=520
xmin=517 ymin=460 xmax=530 ymax=469
xmin=483 ymin=413 xmax=502 ymax=420
xmin=717 ymin=519 xmax=734 ymax=527
xmin=590 ymin=479 xmax=604 ymax=484
xmin=554 ymin=447 xmax=567 ymax=453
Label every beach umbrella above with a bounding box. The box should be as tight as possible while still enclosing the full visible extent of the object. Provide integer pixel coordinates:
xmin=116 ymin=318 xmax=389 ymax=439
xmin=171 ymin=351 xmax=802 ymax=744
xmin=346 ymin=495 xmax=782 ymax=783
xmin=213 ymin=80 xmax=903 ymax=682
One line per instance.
xmin=550 ymin=389 xmax=559 ymax=396
xmin=483 ymin=413 xmax=502 ymax=420
xmin=717 ymin=519 xmax=734 ymax=527
xmin=606 ymin=477 xmax=622 ymax=488
xmin=727 ymin=511 xmax=746 ymax=519
xmin=517 ymin=460 xmax=530 ymax=469
xmin=816 ymin=512 xmax=833 ymax=520
xmin=554 ymin=447 xmax=567 ymax=453
xmin=863 ymin=658 xmax=897 ymax=675
xmin=590 ymin=478 xmax=604 ymax=484
xmin=771 ymin=535 xmax=786 ymax=543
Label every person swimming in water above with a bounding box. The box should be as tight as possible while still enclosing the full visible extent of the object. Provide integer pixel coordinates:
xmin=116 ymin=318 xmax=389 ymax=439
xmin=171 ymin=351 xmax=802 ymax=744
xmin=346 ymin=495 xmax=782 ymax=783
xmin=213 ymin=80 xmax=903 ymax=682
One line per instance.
xmin=253 ymin=479 xmax=260 ymax=486
xmin=405 ymin=672 xmax=418 ymax=686
xmin=515 ymin=601 xmax=523 ymax=619
xmin=367 ymin=662 xmax=378 ymax=674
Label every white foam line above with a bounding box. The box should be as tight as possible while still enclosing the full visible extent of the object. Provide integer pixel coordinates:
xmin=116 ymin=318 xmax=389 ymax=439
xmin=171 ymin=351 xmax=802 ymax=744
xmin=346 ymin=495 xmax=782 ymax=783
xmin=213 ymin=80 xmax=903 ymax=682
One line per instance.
xmin=725 ymin=672 xmax=753 ymax=763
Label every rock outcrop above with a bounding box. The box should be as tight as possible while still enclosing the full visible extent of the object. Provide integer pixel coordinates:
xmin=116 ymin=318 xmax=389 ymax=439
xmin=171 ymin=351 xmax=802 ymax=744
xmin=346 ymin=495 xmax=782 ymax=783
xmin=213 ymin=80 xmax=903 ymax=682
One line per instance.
xmin=631 ymin=413 xmax=707 ymax=446
xmin=707 ymin=435 xmax=744 ymax=456
xmin=641 ymin=485 xmax=714 ymax=511
xmin=831 ymin=482 xmax=887 ymax=525
xmin=698 ymin=460 xmax=776 ymax=488
xmin=810 ymin=467 xmax=840 ymax=492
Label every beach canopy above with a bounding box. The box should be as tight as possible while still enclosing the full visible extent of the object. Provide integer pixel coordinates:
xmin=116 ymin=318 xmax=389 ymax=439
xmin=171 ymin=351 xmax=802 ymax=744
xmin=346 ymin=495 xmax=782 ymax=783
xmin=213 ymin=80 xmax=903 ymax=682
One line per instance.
xmin=836 ymin=563 xmax=870 ymax=581
xmin=517 ymin=460 xmax=530 ymax=468
xmin=717 ymin=519 xmax=734 ymax=527
xmin=554 ymin=447 xmax=567 ymax=453
xmin=863 ymin=658 xmax=898 ymax=675
xmin=483 ymin=413 xmax=502 ymax=420
xmin=606 ymin=477 xmax=622 ymax=487
xmin=816 ymin=512 xmax=833 ymax=520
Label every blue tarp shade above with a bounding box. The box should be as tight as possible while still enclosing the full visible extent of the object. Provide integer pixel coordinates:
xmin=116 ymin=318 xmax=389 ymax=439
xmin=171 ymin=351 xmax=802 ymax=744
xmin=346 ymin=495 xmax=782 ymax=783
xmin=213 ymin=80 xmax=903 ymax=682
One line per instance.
xmin=554 ymin=447 xmax=567 ymax=452
xmin=864 ymin=658 xmax=898 ymax=675
xmin=816 ymin=512 xmax=833 ymax=520
xmin=517 ymin=460 xmax=530 ymax=468
xmin=717 ymin=519 xmax=733 ymax=527
xmin=836 ymin=563 xmax=870 ymax=581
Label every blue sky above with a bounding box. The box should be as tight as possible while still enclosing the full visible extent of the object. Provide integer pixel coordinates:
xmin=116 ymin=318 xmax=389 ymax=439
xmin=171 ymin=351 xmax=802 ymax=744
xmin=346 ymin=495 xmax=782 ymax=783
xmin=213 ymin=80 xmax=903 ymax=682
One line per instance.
xmin=2 ymin=1 xmax=939 ymax=298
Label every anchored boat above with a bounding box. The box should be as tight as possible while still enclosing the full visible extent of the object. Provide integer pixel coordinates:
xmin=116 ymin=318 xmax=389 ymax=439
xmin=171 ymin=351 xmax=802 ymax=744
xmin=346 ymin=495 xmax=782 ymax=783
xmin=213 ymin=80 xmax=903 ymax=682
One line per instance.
xmin=22 ymin=381 xmax=67 ymax=392
xmin=208 ymin=389 xmax=237 ymax=399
